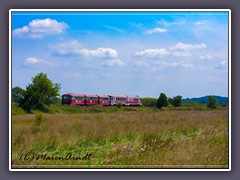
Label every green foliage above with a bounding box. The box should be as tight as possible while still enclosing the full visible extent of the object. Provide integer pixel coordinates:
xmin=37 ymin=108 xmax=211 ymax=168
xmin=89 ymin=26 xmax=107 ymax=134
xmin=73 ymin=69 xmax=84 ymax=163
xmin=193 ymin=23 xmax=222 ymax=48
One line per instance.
xmin=156 ymin=93 xmax=168 ymax=109
xmin=52 ymin=97 xmax=62 ymax=104
xmin=171 ymin=95 xmax=182 ymax=107
xmin=116 ymin=102 xmax=122 ymax=108
xmin=208 ymin=96 xmax=218 ymax=109
xmin=12 ymin=86 xmax=25 ymax=103
xmin=168 ymin=97 xmax=173 ymax=105
xmin=12 ymin=103 xmax=26 ymax=115
xmin=19 ymin=73 xmax=61 ymax=111
xmin=142 ymin=97 xmax=157 ymax=107
xmin=180 ymin=102 xmax=208 ymax=110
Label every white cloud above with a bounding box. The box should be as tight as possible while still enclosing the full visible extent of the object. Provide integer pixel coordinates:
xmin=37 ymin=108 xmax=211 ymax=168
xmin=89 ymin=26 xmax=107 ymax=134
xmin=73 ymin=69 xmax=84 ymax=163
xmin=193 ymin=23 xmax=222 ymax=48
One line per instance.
xmin=13 ymin=18 xmax=68 ymax=38
xmin=215 ymin=61 xmax=228 ymax=70
xmin=135 ymin=60 xmax=194 ymax=70
xmin=25 ymin=57 xmax=54 ymax=66
xmin=82 ymin=48 xmax=118 ymax=58
xmin=195 ymin=20 xmax=208 ymax=25
xmin=157 ymin=20 xmax=186 ymax=26
xmin=199 ymin=54 xmax=213 ymax=60
xmin=50 ymin=40 xmax=118 ymax=58
xmin=106 ymin=59 xmax=125 ymax=66
xmin=135 ymin=48 xmax=170 ymax=58
xmin=134 ymin=42 xmax=207 ymax=59
xmin=170 ymin=42 xmax=207 ymax=50
xmin=145 ymin=27 xmax=167 ymax=34
xmin=154 ymin=61 xmax=194 ymax=68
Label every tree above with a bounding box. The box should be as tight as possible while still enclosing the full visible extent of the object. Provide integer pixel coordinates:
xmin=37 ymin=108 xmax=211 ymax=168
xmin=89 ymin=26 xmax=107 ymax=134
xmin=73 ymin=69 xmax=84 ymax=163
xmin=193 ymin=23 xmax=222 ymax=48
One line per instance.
xmin=156 ymin=93 xmax=168 ymax=109
xmin=171 ymin=95 xmax=182 ymax=107
xmin=20 ymin=73 xmax=61 ymax=111
xmin=168 ymin=97 xmax=173 ymax=105
xmin=12 ymin=86 xmax=25 ymax=103
xmin=208 ymin=96 xmax=218 ymax=109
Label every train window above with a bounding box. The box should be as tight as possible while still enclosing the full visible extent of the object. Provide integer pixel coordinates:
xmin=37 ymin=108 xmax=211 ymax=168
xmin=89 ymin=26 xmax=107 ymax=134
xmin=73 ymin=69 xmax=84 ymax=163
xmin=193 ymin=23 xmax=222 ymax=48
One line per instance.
xmin=62 ymin=95 xmax=71 ymax=100
xmin=100 ymin=97 xmax=109 ymax=100
xmin=75 ymin=96 xmax=84 ymax=100
xmin=103 ymin=98 xmax=109 ymax=100
xmin=116 ymin=97 xmax=127 ymax=101
xmin=86 ymin=97 xmax=98 ymax=100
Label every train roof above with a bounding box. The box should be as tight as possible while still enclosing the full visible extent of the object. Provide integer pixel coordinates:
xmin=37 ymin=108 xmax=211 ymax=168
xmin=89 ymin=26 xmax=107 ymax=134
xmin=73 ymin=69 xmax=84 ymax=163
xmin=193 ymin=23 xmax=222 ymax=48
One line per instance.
xmin=106 ymin=94 xmax=128 ymax=97
xmin=84 ymin=94 xmax=98 ymax=97
xmin=97 ymin=95 xmax=110 ymax=98
xmin=127 ymin=95 xmax=141 ymax=98
xmin=62 ymin=93 xmax=141 ymax=98
xmin=62 ymin=93 xmax=85 ymax=96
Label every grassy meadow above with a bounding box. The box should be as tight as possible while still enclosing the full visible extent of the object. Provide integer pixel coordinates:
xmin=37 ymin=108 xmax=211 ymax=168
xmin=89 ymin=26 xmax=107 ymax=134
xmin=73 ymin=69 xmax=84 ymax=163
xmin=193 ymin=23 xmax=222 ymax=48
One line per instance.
xmin=11 ymin=106 xmax=229 ymax=169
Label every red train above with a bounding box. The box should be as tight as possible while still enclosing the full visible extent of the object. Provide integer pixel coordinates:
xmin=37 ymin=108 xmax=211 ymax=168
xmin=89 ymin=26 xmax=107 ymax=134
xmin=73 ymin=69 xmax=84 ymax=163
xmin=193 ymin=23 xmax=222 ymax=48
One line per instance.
xmin=61 ymin=93 xmax=142 ymax=106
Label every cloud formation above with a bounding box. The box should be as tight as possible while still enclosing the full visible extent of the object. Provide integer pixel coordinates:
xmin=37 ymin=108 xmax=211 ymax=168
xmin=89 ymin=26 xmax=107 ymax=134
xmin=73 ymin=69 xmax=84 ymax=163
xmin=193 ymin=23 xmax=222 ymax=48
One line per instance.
xmin=157 ymin=20 xmax=186 ymax=26
xmin=195 ymin=20 xmax=208 ymax=25
xmin=13 ymin=18 xmax=68 ymax=38
xmin=50 ymin=40 xmax=118 ymax=58
xmin=135 ymin=48 xmax=170 ymax=58
xmin=135 ymin=60 xmax=194 ymax=70
xmin=215 ymin=61 xmax=228 ymax=70
xmin=135 ymin=42 xmax=206 ymax=58
xmin=170 ymin=42 xmax=207 ymax=50
xmin=25 ymin=57 xmax=54 ymax=66
xmin=145 ymin=27 xmax=167 ymax=34
xmin=106 ymin=59 xmax=125 ymax=66
xmin=199 ymin=54 xmax=213 ymax=60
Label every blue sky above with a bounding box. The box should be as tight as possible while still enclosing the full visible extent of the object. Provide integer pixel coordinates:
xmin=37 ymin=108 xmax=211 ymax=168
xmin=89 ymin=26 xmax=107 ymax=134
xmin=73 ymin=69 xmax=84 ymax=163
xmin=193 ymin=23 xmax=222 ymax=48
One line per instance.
xmin=11 ymin=11 xmax=229 ymax=98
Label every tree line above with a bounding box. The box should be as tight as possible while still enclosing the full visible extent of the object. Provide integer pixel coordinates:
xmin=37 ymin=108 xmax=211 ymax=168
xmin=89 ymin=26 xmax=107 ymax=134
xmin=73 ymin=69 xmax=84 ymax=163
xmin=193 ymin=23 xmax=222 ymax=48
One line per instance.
xmin=143 ymin=93 xmax=219 ymax=109
xmin=12 ymin=72 xmax=219 ymax=112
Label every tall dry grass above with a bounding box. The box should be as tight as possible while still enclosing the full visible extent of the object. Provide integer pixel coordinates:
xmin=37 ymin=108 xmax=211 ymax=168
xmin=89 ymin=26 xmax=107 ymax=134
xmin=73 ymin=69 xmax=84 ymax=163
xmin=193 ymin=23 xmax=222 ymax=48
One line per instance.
xmin=12 ymin=110 xmax=228 ymax=168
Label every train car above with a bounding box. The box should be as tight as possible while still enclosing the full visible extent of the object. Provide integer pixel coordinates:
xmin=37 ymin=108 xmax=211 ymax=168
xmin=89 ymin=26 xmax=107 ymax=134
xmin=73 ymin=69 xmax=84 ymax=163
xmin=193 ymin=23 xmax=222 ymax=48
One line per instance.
xmin=85 ymin=94 xmax=99 ymax=105
xmin=62 ymin=93 xmax=85 ymax=105
xmin=98 ymin=95 xmax=110 ymax=105
xmin=108 ymin=94 xmax=128 ymax=106
xmin=127 ymin=95 xmax=142 ymax=106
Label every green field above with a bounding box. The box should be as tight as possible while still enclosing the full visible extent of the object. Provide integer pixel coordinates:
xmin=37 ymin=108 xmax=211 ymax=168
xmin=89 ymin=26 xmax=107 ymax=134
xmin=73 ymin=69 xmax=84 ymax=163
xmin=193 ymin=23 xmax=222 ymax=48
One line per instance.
xmin=12 ymin=108 xmax=229 ymax=169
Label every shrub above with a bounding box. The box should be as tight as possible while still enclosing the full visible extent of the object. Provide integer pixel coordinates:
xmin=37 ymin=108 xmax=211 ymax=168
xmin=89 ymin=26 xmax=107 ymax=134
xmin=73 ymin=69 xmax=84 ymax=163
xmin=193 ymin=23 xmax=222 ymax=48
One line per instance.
xmin=156 ymin=93 xmax=168 ymax=109
xmin=116 ymin=102 xmax=122 ymax=108
xmin=142 ymin=97 xmax=157 ymax=107
xmin=208 ymin=96 xmax=218 ymax=109
xmin=171 ymin=95 xmax=182 ymax=107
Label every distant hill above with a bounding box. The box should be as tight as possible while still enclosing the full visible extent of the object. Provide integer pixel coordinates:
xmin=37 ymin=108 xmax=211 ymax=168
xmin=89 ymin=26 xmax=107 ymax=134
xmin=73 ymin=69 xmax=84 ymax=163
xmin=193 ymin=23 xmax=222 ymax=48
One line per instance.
xmin=182 ymin=96 xmax=228 ymax=104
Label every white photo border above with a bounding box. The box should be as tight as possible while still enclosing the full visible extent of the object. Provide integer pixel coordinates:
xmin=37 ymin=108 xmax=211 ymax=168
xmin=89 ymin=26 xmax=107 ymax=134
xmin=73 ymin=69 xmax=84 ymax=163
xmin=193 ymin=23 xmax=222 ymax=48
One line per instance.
xmin=9 ymin=9 xmax=231 ymax=171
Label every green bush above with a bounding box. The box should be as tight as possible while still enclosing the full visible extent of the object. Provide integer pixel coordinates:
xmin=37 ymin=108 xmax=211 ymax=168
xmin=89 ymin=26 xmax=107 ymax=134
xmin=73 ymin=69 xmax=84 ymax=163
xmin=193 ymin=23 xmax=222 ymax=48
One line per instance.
xmin=142 ymin=97 xmax=157 ymax=107
xmin=116 ymin=102 xmax=122 ymax=108
xmin=157 ymin=93 xmax=168 ymax=109
xmin=12 ymin=103 xmax=26 ymax=115
xmin=208 ymin=96 xmax=218 ymax=109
